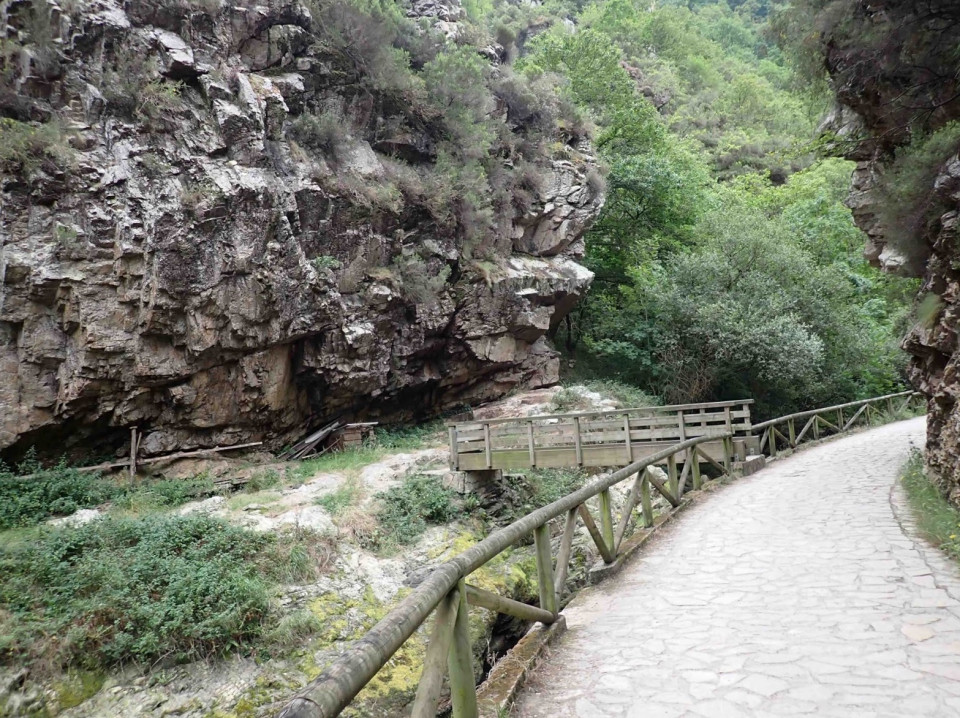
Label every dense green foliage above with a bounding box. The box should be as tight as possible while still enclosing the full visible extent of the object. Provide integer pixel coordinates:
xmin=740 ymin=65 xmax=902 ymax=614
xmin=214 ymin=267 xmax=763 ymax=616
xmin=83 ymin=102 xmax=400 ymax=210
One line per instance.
xmin=482 ymin=0 xmax=918 ymax=417
xmin=369 ymin=473 xmax=464 ymax=549
xmin=1 ymin=515 xmax=272 ymax=669
xmin=0 ymin=452 xmax=214 ymax=529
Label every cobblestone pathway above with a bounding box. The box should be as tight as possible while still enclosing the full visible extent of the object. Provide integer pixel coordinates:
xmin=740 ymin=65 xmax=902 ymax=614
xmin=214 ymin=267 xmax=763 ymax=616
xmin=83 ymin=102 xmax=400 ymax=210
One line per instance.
xmin=512 ymin=417 xmax=960 ymax=717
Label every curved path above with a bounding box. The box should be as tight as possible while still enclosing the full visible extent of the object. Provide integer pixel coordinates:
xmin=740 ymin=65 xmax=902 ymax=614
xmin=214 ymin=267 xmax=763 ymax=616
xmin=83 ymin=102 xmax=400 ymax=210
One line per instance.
xmin=513 ymin=417 xmax=960 ymax=717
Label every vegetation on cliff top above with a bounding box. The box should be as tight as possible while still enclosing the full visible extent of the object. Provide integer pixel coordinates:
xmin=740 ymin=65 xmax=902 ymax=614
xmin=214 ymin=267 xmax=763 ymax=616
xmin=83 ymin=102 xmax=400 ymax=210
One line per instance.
xmin=504 ymin=0 xmax=919 ymax=418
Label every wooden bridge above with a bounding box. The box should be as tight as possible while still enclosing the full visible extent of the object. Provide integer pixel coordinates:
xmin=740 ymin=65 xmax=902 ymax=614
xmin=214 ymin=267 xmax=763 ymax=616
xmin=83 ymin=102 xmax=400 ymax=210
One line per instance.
xmin=447 ymin=399 xmax=755 ymax=473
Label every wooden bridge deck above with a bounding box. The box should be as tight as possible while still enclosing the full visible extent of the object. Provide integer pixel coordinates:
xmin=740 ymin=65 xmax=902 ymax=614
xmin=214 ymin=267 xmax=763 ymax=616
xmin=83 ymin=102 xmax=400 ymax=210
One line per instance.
xmin=447 ymin=399 xmax=755 ymax=472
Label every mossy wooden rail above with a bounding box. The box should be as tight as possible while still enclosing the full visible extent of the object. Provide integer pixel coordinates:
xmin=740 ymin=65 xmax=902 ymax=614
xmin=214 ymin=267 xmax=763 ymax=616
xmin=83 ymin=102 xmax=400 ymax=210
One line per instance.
xmin=275 ymin=433 xmax=735 ymax=718
xmin=446 ymin=399 xmax=754 ymax=473
xmin=752 ymin=390 xmax=924 ymax=458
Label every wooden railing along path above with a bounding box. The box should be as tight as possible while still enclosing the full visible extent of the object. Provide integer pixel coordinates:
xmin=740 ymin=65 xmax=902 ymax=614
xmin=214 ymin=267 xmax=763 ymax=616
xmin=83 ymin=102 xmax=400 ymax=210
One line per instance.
xmin=752 ymin=390 xmax=922 ymax=458
xmin=448 ymin=399 xmax=754 ymax=472
xmin=275 ymin=390 xmax=925 ymax=718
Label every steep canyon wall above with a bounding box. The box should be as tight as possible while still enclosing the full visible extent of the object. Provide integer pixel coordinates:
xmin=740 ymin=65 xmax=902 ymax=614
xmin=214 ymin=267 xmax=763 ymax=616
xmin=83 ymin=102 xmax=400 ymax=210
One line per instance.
xmin=0 ymin=0 xmax=603 ymax=459
xmin=815 ymin=0 xmax=960 ymax=497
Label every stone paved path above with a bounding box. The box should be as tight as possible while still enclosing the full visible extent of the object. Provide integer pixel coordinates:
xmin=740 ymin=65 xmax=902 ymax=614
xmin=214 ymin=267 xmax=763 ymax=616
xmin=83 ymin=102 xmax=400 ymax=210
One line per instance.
xmin=512 ymin=417 xmax=960 ymax=717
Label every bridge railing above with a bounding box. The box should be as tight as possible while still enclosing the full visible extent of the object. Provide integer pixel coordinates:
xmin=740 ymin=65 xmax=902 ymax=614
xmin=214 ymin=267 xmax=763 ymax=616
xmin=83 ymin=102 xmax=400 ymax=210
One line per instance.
xmin=276 ymin=432 xmax=736 ymax=718
xmin=447 ymin=399 xmax=754 ymax=471
xmin=751 ymin=390 xmax=923 ymax=458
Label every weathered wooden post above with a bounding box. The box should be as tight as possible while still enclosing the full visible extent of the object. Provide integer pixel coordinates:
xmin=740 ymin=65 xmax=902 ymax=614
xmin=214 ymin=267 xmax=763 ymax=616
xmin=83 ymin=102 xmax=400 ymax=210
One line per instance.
xmin=534 ymin=524 xmax=558 ymax=615
xmin=573 ymin=416 xmax=583 ymax=466
xmin=129 ymin=427 xmax=138 ymax=479
xmin=623 ymin=414 xmax=632 ymax=464
xmin=448 ymin=579 xmax=478 ymax=718
xmin=483 ymin=423 xmax=492 ymax=469
xmin=690 ymin=448 xmax=702 ymax=491
xmin=553 ymin=508 xmax=578 ymax=596
xmin=667 ymin=454 xmax=678 ymax=497
xmin=788 ymin=419 xmax=796 ymax=448
xmin=599 ymin=489 xmax=615 ymax=554
xmin=527 ymin=421 xmax=535 ymax=467
xmin=448 ymin=426 xmax=459 ymax=470
xmin=769 ymin=427 xmax=777 ymax=458
xmin=411 ymin=588 xmax=460 ymax=718
xmin=640 ymin=470 xmax=654 ymax=527
xmin=812 ymin=415 xmax=820 ymax=440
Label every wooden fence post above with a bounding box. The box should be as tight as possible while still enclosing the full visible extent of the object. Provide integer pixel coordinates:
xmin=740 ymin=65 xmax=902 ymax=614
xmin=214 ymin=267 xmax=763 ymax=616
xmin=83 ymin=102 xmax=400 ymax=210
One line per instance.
xmin=667 ymin=454 xmax=678 ymax=497
xmin=688 ymin=447 xmax=701 ymax=491
xmin=599 ymin=489 xmax=615 ymax=554
xmin=640 ymin=470 xmax=654 ymax=527
xmin=411 ymin=587 xmax=460 ymax=718
xmin=553 ymin=508 xmax=578 ymax=596
xmin=527 ymin=422 xmax=535 ymax=467
xmin=787 ymin=419 xmax=796 ymax=448
xmin=483 ymin=424 xmax=492 ymax=469
xmin=534 ymin=524 xmax=558 ymax=615
xmin=449 ymin=427 xmax=458 ymax=471
xmin=573 ymin=417 xmax=583 ymax=466
xmin=448 ymin=579 xmax=478 ymax=718
xmin=129 ymin=427 xmax=138 ymax=479
xmin=623 ymin=414 xmax=632 ymax=464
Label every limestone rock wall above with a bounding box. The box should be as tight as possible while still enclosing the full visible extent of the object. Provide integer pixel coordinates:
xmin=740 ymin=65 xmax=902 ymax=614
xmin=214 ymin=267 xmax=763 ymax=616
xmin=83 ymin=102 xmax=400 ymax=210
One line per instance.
xmin=0 ymin=0 xmax=603 ymax=459
xmin=816 ymin=0 xmax=960 ymax=498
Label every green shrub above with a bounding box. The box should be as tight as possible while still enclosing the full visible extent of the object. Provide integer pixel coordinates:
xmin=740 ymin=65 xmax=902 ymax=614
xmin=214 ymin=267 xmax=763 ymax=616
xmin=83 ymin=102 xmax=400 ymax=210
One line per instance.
xmin=873 ymin=122 xmax=960 ymax=263
xmin=0 ymin=455 xmax=123 ymax=530
xmin=487 ymin=468 xmax=588 ymax=527
xmin=0 ymin=515 xmax=272 ymax=670
xmin=316 ymin=480 xmax=362 ymax=516
xmin=113 ymin=476 xmax=215 ymax=512
xmin=368 ymin=474 xmax=462 ymax=549
xmin=392 ymin=255 xmax=451 ymax=304
xmin=901 ymin=450 xmax=960 ymax=562
xmin=289 ymin=108 xmax=350 ymax=158
xmin=0 ymin=117 xmax=71 ymax=173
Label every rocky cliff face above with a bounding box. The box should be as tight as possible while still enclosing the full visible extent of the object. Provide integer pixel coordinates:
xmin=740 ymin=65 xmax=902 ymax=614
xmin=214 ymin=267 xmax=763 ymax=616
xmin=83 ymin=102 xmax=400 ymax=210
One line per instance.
xmin=813 ymin=0 xmax=960 ymax=498
xmin=0 ymin=0 xmax=603 ymax=459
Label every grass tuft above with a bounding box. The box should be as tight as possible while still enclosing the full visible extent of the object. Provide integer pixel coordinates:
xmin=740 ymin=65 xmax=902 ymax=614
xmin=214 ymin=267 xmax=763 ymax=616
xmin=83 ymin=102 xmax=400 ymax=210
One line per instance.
xmin=901 ymin=450 xmax=960 ymax=562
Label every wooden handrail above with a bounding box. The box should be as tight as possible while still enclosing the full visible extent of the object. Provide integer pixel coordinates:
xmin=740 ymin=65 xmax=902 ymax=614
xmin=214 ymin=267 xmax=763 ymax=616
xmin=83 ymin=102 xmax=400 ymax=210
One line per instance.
xmin=751 ymin=391 xmax=918 ymax=431
xmin=446 ymin=398 xmax=753 ymax=427
xmin=275 ymin=432 xmax=734 ymax=718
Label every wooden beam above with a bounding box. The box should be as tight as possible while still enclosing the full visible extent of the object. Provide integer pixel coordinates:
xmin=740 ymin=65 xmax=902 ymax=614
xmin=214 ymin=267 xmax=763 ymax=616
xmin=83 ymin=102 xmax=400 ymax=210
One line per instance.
xmin=615 ymin=473 xmax=643 ymax=552
xmin=533 ymin=524 xmax=558 ymax=615
xmin=449 ymin=427 xmax=459 ymax=470
xmin=667 ymin=454 xmax=678 ymax=498
xmin=640 ymin=471 xmax=654 ymax=527
xmin=465 ymin=584 xmax=555 ymax=624
xmin=623 ymin=414 xmax=632 ymax=464
xmin=483 ymin=424 xmax=492 ymax=469
xmin=448 ymin=579 xmax=478 ymax=718
xmin=553 ymin=508 xmax=578 ymax=596
xmin=644 ymin=468 xmax=680 ymax=508
xmin=573 ymin=417 xmax=583 ymax=466
xmin=599 ymin=489 xmax=615 ymax=554
xmin=690 ymin=447 xmax=702 ymax=491
xmin=527 ymin=422 xmax=535 ymax=467
xmin=129 ymin=427 xmax=138 ymax=479
xmin=842 ymin=404 xmax=868 ymax=431
xmin=577 ymin=504 xmax=615 ymax=564
xmin=410 ymin=587 xmax=459 ymax=718
xmin=677 ymin=458 xmax=691 ymax=499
